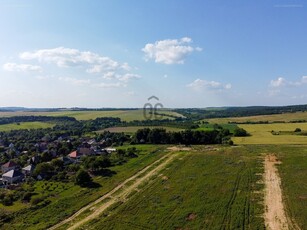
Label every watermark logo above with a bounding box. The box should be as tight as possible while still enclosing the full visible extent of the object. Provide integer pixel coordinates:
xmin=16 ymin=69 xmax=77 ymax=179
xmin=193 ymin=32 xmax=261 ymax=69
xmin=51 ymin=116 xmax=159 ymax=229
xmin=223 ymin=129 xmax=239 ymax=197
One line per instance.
xmin=143 ymin=96 xmax=164 ymax=120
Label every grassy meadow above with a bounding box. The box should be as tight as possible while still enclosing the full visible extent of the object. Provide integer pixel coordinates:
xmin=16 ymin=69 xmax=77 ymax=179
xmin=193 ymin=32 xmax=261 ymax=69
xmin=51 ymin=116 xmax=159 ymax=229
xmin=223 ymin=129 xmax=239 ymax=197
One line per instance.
xmin=207 ymin=111 xmax=307 ymax=124
xmin=0 ymin=122 xmax=54 ymax=132
xmin=81 ymin=146 xmax=265 ymax=230
xmin=233 ymin=123 xmax=307 ymax=144
xmin=0 ymin=110 xmax=184 ymax=121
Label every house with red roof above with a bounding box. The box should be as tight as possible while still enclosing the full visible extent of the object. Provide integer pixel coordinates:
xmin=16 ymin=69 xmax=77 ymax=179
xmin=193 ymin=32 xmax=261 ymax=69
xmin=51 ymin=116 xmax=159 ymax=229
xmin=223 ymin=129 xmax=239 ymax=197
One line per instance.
xmin=68 ymin=150 xmax=83 ymax=159
xmin=1 ymin=161 xmax=19 ymax=173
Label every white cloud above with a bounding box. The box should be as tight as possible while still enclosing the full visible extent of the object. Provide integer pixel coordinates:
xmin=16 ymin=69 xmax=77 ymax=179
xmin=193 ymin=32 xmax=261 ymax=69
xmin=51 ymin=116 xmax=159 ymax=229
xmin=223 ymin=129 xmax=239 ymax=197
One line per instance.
xmin=93 ymin=82 xmax=126 ymax=88
xmin=102 ymin=72 xmax=141 ymax=82
xmin=270 ymin=76 xmax=307 ymax=88
xmin=142 ymin=37 xmax=201 ymax=64
xmin=3 ymin=62 xmax=42 ymax=72
xmin=20 ymin=47 xmax=122 ymax=73
xmin=117 ymin=73 xmax=141 ymax=82
xmin=102 ymin=71 xmax=116 ymax=80
xmin=270 ymin=77 xmax=286 ymax=87
xmin=58 ymin=77 xmax=90 ymax=86
xmin=187 ymin=79 xmax=232 ymax=91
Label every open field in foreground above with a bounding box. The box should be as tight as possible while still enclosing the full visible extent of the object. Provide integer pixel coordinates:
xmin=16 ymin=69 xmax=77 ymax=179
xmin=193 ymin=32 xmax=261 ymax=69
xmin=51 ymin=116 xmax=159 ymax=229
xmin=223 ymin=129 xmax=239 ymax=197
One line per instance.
xmin=233 ymin=123 xmax=307 ymax=144
xmin=0 ymin=110 xmax=184 ymax=121
xmin=73 ymin=146 xmax=265 ymax=230
xmin=101 ymin=126 xmax=184 ymax=133
xmin=0 ymin=121 xmax=54 ymax=132
xmin=1 ymin=145 xmax=306 ymax=229
xmin=207 ymin=111 xmax=307 ymax=124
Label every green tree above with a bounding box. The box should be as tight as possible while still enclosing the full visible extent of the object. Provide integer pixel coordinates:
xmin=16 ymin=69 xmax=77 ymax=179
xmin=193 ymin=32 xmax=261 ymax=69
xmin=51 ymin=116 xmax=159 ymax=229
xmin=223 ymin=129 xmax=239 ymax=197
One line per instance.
xmin=233 ymin=128 xmax=248 ymax=137
xmin=75 ymin=169 xmax=92 ymax=187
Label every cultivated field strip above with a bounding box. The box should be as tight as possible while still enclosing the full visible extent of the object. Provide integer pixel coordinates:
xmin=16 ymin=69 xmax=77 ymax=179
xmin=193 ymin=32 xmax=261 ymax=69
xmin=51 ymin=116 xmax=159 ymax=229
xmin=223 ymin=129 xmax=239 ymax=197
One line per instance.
xmin=49 ymin=151 xmax=181 ymax=230
xmin=85 ymin=148 xmax=265 ymax=229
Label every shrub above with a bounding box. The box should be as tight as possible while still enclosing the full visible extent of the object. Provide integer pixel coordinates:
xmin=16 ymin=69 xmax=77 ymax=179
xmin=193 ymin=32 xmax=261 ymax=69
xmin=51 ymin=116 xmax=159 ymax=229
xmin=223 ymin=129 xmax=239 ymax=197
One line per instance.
xmin=294 ymin=128 xmax=301 ymax=132
xmin=21 ymin=192 xmax=33 ymax=202
xmin=233 ymin=128 xmax=248 ymax=137
xmin=30 ymin=196 xmax=45 ymax=205
xmin=2 ymin=196 xmax=12 ymax=206
xmin=75 ymin=169 xmax=92 ymax=187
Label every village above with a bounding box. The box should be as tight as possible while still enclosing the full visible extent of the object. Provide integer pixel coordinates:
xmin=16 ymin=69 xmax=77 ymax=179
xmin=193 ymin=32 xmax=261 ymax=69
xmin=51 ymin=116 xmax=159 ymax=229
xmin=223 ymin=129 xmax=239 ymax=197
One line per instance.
xmin=0 ymin=135 xmax=118 ymax=189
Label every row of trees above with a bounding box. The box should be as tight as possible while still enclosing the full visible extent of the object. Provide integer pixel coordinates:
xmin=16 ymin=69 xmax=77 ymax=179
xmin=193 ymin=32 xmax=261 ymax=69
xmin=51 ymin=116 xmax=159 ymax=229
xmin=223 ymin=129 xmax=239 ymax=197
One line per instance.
xmin=132 ymin=128 xmax=232 ymax=145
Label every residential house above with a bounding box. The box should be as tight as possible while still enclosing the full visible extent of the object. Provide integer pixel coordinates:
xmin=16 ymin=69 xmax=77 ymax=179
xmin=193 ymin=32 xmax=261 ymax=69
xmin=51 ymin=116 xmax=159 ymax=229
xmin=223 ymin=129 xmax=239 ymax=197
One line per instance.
xmin=2 ymin=169 xmax=24 ymax=184
xmin=1 ymin=161 xmax=19 ymax=173
xmin=68 ymin=151 xmax=83 ymax=160
xmin=22 ymin=164 xmax=35 ymax=176
xmin=78 ymin=147 xmax=94 ymax=156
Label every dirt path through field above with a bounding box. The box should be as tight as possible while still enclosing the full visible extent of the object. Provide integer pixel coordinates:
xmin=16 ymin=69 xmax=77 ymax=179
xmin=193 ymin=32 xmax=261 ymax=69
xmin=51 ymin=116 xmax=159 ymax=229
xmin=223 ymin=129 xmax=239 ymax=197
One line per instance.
xmin=264 ymin=154 xmax=290 ymax=230
xmin=49 ymin=152 xmax=179 ymax=230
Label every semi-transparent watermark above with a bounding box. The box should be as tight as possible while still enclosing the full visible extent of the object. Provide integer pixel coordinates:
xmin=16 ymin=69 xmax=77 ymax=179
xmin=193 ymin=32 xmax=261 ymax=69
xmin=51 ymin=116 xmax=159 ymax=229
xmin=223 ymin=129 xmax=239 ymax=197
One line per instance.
xmin=143 ymin=96 xmax=163 ymax=120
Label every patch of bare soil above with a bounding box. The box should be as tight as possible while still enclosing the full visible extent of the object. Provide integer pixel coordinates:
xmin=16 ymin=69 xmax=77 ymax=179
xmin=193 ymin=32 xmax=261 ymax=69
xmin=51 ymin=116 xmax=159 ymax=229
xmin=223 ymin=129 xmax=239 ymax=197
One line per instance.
xmin=167 ymin=146 xmax=191 ymax=151
xmin=186 ymin=213 xmax=197 ymax=221
xmin=264 ymin=154 xmax=290 ymax=230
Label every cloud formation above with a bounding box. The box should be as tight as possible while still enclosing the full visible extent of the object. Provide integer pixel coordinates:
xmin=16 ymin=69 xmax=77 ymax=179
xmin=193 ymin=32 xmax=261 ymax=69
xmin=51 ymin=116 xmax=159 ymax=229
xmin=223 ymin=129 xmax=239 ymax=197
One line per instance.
xmin=3 ymin=62 xmax=42 ymax=72
xmin=58 ymin=77 xmax=90 ymax=86
xmin=270 ymin=77 xmax=286 ymax=87
xmin=187 ymin=79 xmax=231 ymax=91
xmin=142 ymin=37 xmax=202 ymax=64
xmin=10 ymin=47 xmax=141 ymax=88
xmin=92 ymin=82 xmax=126 ymax=88
xmin=270 ymin=76 xmax=307 ymax=87
xmin=19 ymin=47 xmax=129 ymax=73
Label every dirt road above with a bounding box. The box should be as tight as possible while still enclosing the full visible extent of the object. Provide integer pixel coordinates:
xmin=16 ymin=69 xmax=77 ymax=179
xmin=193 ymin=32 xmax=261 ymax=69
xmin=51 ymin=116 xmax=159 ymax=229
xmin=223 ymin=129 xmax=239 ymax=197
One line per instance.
xmin=264 ymin=155 xmax=290 ymax=230
xmin=49 ymin=152 xmax=179 ymax=230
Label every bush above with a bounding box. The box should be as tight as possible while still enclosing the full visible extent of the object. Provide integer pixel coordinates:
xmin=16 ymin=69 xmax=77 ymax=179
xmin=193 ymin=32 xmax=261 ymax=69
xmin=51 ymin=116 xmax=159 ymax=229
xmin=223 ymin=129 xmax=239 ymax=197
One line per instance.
xmin=2 ymin=196 xmax=12 ymax=206
xmin=75 ymin=169 xmax=92 ymax=187
xmin=30 ymin=196 xmax=45 ymax=205
xmin=294 ymin=128 xmax=301 ymax=132
xmin=21 ymin=192 xmax=33 ymax=202
xmin=233 ymin=128 xmax=248 ymax=137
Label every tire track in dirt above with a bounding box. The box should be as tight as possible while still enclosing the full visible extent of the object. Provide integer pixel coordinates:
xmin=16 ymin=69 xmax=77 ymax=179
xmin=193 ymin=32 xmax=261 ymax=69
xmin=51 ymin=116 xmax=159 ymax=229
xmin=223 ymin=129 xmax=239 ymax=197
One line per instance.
xmin=49 ymin=152 xmax=179 ymax=230
xmin=264 ymin=154 xmax=291 ymax=230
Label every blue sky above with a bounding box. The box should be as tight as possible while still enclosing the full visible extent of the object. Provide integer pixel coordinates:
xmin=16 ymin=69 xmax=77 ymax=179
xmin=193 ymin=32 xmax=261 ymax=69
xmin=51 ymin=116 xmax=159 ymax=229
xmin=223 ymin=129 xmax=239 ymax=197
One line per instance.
xmin=0 ymin=0 xmax=307 ymax=108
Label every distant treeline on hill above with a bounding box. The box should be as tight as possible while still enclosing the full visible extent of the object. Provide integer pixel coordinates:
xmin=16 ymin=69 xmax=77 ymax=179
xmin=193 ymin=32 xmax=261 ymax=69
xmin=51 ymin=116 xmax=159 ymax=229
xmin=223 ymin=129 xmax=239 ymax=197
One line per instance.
xmin=0 ymin=116 xmax=76 ymax=125
xmin=175 ymin=104 xmax=307 ymax=120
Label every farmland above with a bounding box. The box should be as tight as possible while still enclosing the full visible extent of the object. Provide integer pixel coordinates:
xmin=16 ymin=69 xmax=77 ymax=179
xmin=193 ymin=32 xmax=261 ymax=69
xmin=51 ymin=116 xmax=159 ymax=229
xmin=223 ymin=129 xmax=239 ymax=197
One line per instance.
xmin=78 ymin=146 xmax=265 ymax=230
xmin=0 ymin=109 xmax=307 ymax=229
xmin=0 ymin=110 xmax=184 ymax=121
xmin=207 ymin=111 xmax=307 ymax=124
xmin=0 ymin=122 xmax=54 ymax=132
xmin=233 ymin=123 xmax=307 ymax=144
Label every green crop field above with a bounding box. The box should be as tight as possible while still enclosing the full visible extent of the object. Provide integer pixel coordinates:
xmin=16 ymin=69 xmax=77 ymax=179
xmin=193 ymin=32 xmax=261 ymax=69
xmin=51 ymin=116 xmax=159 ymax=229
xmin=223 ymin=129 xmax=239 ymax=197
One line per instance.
xmin=81 ymin=146 xmax=265 ymax=230
xmin=233 ymin=123 xmax=307 ymax=144
xmin=0 ymin=110 xmax=184 ymax=121
xmin=100 ymin=126 xmax=184 ymax=133
xmin=207 ymin=111 xmax=307 ymax=124
xmin=196 ymin=123 xmax=238 ymax=132
xmin=0 ymin=122 xmax=54 ymax=132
